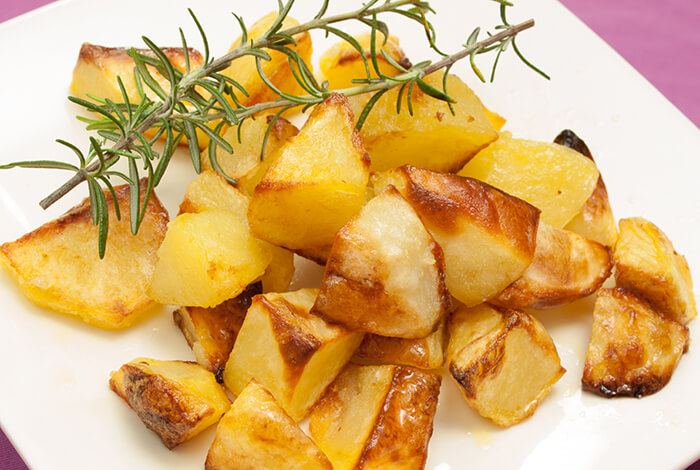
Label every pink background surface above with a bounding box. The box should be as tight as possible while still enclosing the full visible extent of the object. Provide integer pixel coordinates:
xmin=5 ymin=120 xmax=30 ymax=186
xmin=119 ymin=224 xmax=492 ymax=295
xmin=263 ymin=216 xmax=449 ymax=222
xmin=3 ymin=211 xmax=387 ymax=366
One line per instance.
xmin=0 ymin=0 xmax=699 ymax=469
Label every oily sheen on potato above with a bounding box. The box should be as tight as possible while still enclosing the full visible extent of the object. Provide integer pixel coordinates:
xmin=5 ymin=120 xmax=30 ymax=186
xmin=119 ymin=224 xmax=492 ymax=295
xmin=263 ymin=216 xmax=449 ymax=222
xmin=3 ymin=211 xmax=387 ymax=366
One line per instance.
xmin=582 ymin=288 xmax=689 ymax=397
xmin=0 ymin=181 xmax=168 ymax=329
xmin=205 ymin=379 xmax=332 ymax=470
xmin=248 ymin=93 xmax=370 ymax=260
xmin=223 ymin=288 xmax=363 ymax=421
xmin=110 ymin=358 xmax=230 ymax=449
xmin=448 ymin=304 xmax=565 ymax=427
xmin=458 ymin=135 xmax=600 ymax=227
xmin=372 ymin=165 xmax=540 ymax=307
xmin=312 ymin=186 xmax=450 ymax=338
xmin=491 ymin=223 xmax=613 ymax=309
xmin=309 ymin=364 xmax=441 ymax=470
xmin=347 ymin=72 xmax=498 ymax=172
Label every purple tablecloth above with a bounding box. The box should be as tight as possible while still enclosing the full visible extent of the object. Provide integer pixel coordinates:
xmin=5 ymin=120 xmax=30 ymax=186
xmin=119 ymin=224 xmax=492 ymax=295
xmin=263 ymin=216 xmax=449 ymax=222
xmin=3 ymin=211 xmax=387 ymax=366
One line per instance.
xmin=0 ymin=0 xmax=699 ymax=469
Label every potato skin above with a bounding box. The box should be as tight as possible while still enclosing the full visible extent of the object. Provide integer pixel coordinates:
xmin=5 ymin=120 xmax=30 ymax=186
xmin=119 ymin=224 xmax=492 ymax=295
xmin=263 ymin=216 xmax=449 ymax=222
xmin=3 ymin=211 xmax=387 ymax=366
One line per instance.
xmin=357 ymin=366 xmax=441 ymax=469
xmin=491 ymin=223 xmax=612 ymax=309
xmin=582 ymin=287 xmax=689 ymax=398
xmin=110 ymin=358 xmax=230 ymax=449
xmin=173 ymin=282 xmax=261 ymax=382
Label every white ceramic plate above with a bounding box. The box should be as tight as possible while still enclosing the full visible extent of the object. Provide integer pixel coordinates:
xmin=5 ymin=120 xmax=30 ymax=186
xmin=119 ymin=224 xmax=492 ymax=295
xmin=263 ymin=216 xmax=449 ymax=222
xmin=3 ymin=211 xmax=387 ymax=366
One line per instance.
xmin=1 ymin=0 xmax=699 ymax=469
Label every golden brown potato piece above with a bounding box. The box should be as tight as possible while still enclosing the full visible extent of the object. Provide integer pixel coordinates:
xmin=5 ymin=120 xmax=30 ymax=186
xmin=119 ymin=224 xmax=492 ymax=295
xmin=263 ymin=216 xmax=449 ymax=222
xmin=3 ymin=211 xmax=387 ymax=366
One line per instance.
xmin=448 ymin=304 xmax=565 ymax=427
xmin=205 ymin=379 xmax=332 ymax=470
xmin=319 ymin=32 xmax=411 ymax=90
xmin=70 ymin=44 xmax=209 ymax=146
xmin=201 ymin=115 xmax=299 ymax=187
xmin=613 ymin=217 xmax=697 ymax=325
xmin=347 ymin=72 xmax=497 ymax=172
xmin=71 ymin=43 xmax=203 ymax=105
xmin=582 ymin=288 xmax=689 ymax=397
xmin=458 ymin=135 xmax=600 ymax=227
xmin=178 ymin=170 xmax=295 ymax=293
xmin=372 ymin=165 xmax=540 ymax=307
xmin=491 ymin=223 xmax=612 ymax=309
xmin=173 ymin=282 xmax=261 ymax=381
xmin=249 ymin=93 xmax=370 ymax=256
xmin=221 ymin=12 xmax=313 ymax=108
xmin=110 ymin=358 xmax=230 ymax=449
xmin=223 ymin=289 xmax=363 ymax=421
xmin=352 ymin=320 xmax=446 ymax=370
xmin=556 ymin=130 xmax=617 ymax=246
xmin=313 ymin=186 xmax=450 ymax=338
xmin=0 ymin=182 xmax=168 ymax=329
xmin=146 ymin=210 xmax=271 ymax=308
xmin=309 ymin=364 xmax=441 ymax=470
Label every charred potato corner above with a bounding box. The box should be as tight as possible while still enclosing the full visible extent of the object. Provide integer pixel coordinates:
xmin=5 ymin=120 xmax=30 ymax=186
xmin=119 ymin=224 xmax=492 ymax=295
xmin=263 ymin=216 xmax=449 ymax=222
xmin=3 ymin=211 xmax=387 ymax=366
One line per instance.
xmin=1 ymin=5 xmax=697 ymax=469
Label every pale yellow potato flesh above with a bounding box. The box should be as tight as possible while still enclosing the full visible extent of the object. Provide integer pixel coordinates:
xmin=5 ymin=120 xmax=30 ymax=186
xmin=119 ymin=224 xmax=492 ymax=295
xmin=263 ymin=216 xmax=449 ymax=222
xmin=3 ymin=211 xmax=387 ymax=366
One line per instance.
xmin=448 ymin=304 xmax=565 ymax=427
xmin=178 ymin=170 xmax=295 ymax=293
xmin=220 ymin=12 xmax=313 ymax=108
xmin=0 ymin=182 xmax=168 ymax=329
xmin=249 ymin=93 xmax=370 ymax=254
xmin=312 ymin=186 xmax=451 ymax=338
xmin=319 ymin=32 xmax=411 ymax=90
xmin=372 ymin=165 xmax=540 ymax=307
xmin=173 ymin=283 xmax=261 ymax=381
xmin=223 ymin=289 xmax=364 ymax=421
xmin=110 ymin=358 xmax=230 ymax=449
xmin=613 ymin=217 xmax=697 ymax=325
xmin=458 ymin=136 xmax=600 ymax=227
xmin=582 ymin=287 xmax=688 ymax=397
xmin=146 ymin=210 xmax=271 ymax=308
xmin=347 ymin=72 xmax=497 ymax=172
xmin=200 ymin=115 xmax=299 ymax=188
xmin=205 ymin=379 xmax=332 ymax=470
xmin=309 ymin=364 xmax=441 ymax=470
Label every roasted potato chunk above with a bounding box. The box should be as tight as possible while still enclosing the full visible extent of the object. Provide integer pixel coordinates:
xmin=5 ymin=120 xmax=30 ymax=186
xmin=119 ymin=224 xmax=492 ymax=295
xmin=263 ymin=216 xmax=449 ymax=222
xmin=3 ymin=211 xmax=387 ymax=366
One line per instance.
xmin=249 ymin=93 xmax=370 ymax=255
xmin=448 ymin=304 xmax=565 ymax=427
xmin=70 ymin=44 xmax=208 ymax=146
xmin=313 ymin=186 xmax=450 ymax=338
xmin=223 ymin=289 xmax=363 ymax=421
xmin=0 ymin=181 xmax=168 ymax=329
xmin=146 ymin=210 xmax=271 ymax=308
xmin=582 ymin=288 xmax=689 ymax=397
xmin=491 ymin=223 xmax=612 ymax=309
xmin=353 ymin=320 xmax=446 ymax=370
xmin=483 ymin=106 xmax=506 ymax=131
xmin=458 ymin=135 xmax=600 ymax=227
xmin=201 ymin=115 xmax=299 ymax=187
xmin=613 ymin=217 xmax=697 ymax=325
xmin=110 ymin=358 xmax=230 ymax=449
xmin=347 ymin=72 xmax=497 ymax=172
xmin=220 ymin=12 xmax=313 ymax=108
xmin=372 ymin=165 xmax=540 ymax=307
xmin=71 ymin=43 xmax=202 ymax=105
xmin=309 ymin=364 xmax=441 ymax=470
xmin=556 ymin=129 xmax=617 ymax=246
xmin=178 ymin=170 xmax=295 ymax=293
xmin=319 ymin=32 xmax=411 ymax=90
xmin=205 ymin=379 xmax=332 ymax=470
xmin=174 ymin=283 xmax=261 ymax=381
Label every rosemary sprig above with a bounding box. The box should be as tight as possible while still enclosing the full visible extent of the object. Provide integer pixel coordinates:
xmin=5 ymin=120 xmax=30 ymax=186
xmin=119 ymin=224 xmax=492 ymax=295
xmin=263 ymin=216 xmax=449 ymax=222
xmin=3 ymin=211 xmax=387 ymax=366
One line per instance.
xmin=0 ymin=0 xmax=546 ymax=257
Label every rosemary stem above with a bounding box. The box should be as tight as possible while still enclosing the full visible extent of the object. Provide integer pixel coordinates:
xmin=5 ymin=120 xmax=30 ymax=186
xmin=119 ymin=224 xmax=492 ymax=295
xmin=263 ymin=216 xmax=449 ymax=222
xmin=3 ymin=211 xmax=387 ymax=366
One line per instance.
xmin=39 ymin=9 xmax=534 ymax=211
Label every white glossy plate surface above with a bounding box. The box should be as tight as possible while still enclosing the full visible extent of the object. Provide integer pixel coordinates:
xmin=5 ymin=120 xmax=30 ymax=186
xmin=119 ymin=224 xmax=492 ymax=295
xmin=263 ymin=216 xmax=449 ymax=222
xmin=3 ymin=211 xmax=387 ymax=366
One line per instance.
xmin=1 ymin=1 xmax=699 ymax=469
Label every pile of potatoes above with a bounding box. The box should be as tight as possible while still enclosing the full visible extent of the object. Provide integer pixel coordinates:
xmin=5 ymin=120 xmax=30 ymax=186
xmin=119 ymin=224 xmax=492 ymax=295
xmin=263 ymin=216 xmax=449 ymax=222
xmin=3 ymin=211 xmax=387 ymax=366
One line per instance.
xmin=0 ymin=11 xmax=696 ymax=470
